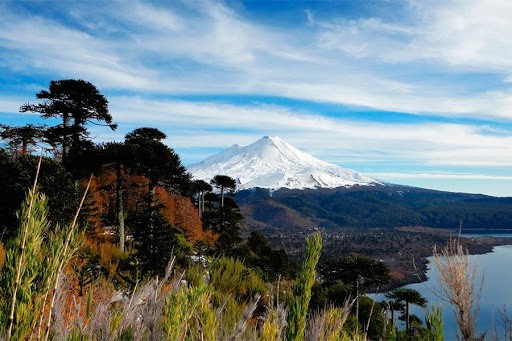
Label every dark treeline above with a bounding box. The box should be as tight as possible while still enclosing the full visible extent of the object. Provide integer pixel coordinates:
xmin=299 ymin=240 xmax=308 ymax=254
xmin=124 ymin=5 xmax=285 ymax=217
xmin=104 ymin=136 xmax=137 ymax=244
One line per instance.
xmin=237 ymin=186 xmax=512 ymax=230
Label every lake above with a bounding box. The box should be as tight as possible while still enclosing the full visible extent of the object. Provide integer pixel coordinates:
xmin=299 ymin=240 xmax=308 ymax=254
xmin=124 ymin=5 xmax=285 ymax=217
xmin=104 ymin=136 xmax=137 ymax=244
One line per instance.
xmin=373 ymin=241 xmax=512 ymax=340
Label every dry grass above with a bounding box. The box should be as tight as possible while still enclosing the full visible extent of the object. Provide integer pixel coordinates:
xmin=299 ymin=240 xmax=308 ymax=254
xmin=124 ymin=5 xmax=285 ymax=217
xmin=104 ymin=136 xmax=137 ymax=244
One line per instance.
xmin=305 ymin=301 xmax=353 ymax=341
xmin=431 ymin=238 xmax=484 ymax=341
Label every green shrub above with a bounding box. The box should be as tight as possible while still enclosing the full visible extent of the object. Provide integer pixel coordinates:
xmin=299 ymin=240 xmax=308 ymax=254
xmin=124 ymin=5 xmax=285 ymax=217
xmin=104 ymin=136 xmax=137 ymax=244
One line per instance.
xmin=425 ymin=305 xmax=444 ymax=341
xmin=209 ymin=257 xmax=266 ymax=302
xmin=0 ymin=185 xmax=82 ymax=340
xmin=286 ymin=232 xmax=322 ymax=341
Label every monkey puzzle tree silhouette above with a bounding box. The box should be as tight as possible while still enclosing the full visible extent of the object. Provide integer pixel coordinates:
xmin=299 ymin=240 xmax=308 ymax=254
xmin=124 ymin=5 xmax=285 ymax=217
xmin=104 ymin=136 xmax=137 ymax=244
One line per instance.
xmin=386 ymin=288 xmax=427 ymax=335
xmin=210 ymin=175 xmax=236 ymax=208
xmin=321 ymin=254 xmax=390 ymax=320
xmin=20 ymin=79 xmax=116 ymax=162
xmin=0 ymin=124 xmax=46 ymax=159
xmin=192 ymin=179 xmax=212 ymax=217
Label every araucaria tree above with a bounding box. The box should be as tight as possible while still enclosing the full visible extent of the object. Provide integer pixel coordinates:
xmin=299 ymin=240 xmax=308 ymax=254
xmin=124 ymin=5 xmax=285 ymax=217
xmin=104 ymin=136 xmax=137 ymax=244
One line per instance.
xmin=386 ymin=288 xmax=427 ymax=335
xmin=125 ymin=127 xmax=190 ymax=202
xmin=192 ymin=179 xmax=212 ymax=217
xmin=321 ymin=254 xmax=390 ymax=318
xmin=101 ymin=142 xmax=132 ymax=252
xmin=0 ymin=124 xmax=46 ymax=159
xmin=202 ymin=175 xmax=243 ymax=254
xmin=124 ymin=127 xmax=192 ymax=272
xmin=211 ymin=175 xmax=236 ymax=208
xmin=20 ymin=79 xmax=117 ymax=162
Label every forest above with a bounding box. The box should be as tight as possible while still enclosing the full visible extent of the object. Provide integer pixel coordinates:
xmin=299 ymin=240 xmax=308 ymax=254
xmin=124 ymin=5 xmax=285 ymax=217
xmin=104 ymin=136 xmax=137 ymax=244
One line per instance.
xmin=237 ymin=186 xmax=512 ymax=231
xmin=0 ymin=79 xmax=496 ymax=340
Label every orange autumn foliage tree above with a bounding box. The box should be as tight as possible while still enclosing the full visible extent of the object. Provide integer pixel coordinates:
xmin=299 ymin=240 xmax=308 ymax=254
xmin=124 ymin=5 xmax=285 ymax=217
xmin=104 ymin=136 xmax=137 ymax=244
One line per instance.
xmin=85 ymin=175 xmax=114 ymax=235
xmin=86 ymin=169 xmax=217 ymax=247
xmin=155 ymin=187 xmax=217 ymax=245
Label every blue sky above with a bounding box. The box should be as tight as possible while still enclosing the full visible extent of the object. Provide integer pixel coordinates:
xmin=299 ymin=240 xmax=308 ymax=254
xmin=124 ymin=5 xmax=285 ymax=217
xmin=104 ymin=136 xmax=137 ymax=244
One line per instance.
xmin=1 ymin=0 xmax=512 ymax=196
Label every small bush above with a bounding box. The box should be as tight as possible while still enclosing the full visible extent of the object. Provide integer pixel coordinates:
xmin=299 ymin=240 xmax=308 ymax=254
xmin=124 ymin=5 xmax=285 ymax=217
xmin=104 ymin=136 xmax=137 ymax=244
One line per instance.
xmin=210 ymin=257 xmax=267 ymax=301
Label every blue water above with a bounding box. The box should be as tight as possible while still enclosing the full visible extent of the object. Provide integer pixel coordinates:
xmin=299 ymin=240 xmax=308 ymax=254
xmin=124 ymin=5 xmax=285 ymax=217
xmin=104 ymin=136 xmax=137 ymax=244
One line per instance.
xmin=461 ymin=231 xmax=512 ymax=238
xmin=372 ymin=244 xmax=512 ymax=340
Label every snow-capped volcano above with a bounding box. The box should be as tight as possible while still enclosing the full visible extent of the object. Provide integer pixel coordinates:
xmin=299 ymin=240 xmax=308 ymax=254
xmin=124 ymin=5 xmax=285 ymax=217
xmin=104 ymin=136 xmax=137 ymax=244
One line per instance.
xmin=188 ymin=136 xmax=380 ymax=190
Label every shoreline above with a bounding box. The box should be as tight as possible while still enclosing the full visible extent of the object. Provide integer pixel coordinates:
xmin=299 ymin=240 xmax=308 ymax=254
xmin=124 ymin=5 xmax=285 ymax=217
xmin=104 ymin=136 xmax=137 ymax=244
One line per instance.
xmin=384 ymin=229 xmax=512 ymax=291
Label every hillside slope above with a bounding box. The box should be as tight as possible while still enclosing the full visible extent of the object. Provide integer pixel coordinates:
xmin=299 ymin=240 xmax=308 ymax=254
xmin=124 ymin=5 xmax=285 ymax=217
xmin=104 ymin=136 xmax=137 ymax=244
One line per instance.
xmin=237 ymin=185 xmax=512 ymax=231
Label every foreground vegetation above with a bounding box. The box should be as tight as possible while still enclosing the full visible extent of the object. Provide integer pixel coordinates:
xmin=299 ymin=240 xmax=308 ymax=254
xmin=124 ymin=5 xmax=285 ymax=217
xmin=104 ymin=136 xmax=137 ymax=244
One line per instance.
xmin=1 ymin=180 xmax=448 ymax=340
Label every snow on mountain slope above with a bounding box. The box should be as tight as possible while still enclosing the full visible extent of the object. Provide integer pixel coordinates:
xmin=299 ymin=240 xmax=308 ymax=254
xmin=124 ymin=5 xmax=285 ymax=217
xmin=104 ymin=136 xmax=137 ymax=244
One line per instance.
xmin=188 ymin=136 xmax=381 ymax=190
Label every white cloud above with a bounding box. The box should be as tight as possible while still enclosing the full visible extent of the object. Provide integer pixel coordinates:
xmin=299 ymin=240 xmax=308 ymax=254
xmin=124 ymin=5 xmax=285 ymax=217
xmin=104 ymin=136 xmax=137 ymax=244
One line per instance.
xmin=103 ymin=96 xmax=512 ymax=168
xmin=369 ymin=172 xmax=512 ymax=180
xmin=2 ymin=0 xmax=512 ymax=121
xmin=315 ymin=0 xmax=512 ymax=73
xmin=0 ymin=97 xmax=25 ymax=113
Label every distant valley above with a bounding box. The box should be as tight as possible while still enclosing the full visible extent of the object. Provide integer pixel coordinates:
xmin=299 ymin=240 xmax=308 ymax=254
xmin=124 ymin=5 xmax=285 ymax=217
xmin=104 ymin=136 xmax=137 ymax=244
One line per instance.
xmin=235 ymin=185 xmax=512 ymax=285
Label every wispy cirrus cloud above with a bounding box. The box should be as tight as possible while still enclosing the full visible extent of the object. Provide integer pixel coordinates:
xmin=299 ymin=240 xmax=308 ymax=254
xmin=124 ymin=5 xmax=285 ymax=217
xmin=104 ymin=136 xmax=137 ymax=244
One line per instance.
xmin=370 ymin=172 xmax=512 ymax=181
xmin=2 ymin=0 xmax=512 ymax=119
xmin=101 ymin=96 xmax=512 ymax=169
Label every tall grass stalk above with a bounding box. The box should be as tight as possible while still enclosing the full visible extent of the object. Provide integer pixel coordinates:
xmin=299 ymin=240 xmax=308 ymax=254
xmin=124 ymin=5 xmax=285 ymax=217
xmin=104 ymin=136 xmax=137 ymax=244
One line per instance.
xmin=6 ymin=157 xmax=42 ymax=339
xmin=44 ymin=176 xmax=92 ymax=341
xmin=261 ymin=304 xmax=287 ymax=341
xmin=285 ymin=232 xmax=322 ymax=341
xmin=0 ymin=162 xmax=90 ymax=341
xmin=305 ymin=301 xmax=353 ymax=341
xmin=432 ymin=239 xmax=483 ymax=341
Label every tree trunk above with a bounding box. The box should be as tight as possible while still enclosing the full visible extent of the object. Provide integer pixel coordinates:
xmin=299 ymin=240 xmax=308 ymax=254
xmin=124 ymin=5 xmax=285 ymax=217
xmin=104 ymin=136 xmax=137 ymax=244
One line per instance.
xmin=148 ymin=179 xmax=156 ymax=256
xmin=355 ymin=278 xmax=360 ymax=327
xmin=405 ymin=300 xmax=410 ymax=335
xmin=21 ymin=140 xmax=28 ymax=156
xmin=116 ymin=163 xmax=125 ymax=252
xmin=62 ymin=114 xmax=70 ymax=162
xmin=198 ymin=190 xmax=202 ymax=217
xmin=220 ymin=186 xmax=225 ymax=208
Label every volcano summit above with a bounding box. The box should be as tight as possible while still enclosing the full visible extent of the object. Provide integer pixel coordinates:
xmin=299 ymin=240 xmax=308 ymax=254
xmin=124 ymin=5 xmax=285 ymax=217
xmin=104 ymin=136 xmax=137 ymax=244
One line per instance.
xmin=188 ymin=136 xmax=380 ymax=190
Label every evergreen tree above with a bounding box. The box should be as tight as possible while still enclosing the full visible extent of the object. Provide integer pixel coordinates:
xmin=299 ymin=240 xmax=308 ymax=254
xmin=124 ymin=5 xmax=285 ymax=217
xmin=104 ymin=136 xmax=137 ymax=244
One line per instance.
xmin=0 ymin=124 xmax=46 ymax=159
xmin=207 ymin=196 xmax=244 ymax=255
xmin=211 ymin=175 xmax=236 ymax=208
xmin=129 ymin=209 xmax=191 ymax=274
xmin=124 ymin=128 xmax=193 ymax=273
xmin=0 ymin=154 xmax=79 ymax=241
xmin=20 ymin=79 xmax=116 ymax=162
xmin=321 ymin=254 xmax=390 ymax=318
xmin=101 ymin=142 xmax=133 ymax=252
xmin=192 ymin=179 xmax=212 ymax=217
xmin=321 ymin=254 xmax=390 ymax=293
xmin=386 ymin=288 xmax=427 ymax=335
xmin=63 ymin=140 xmax=103 ymax=180
xmin=247 ymin=231 xmax=292 ymax=280
xmin=125 ymin=127 xmax=190 ymax=201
